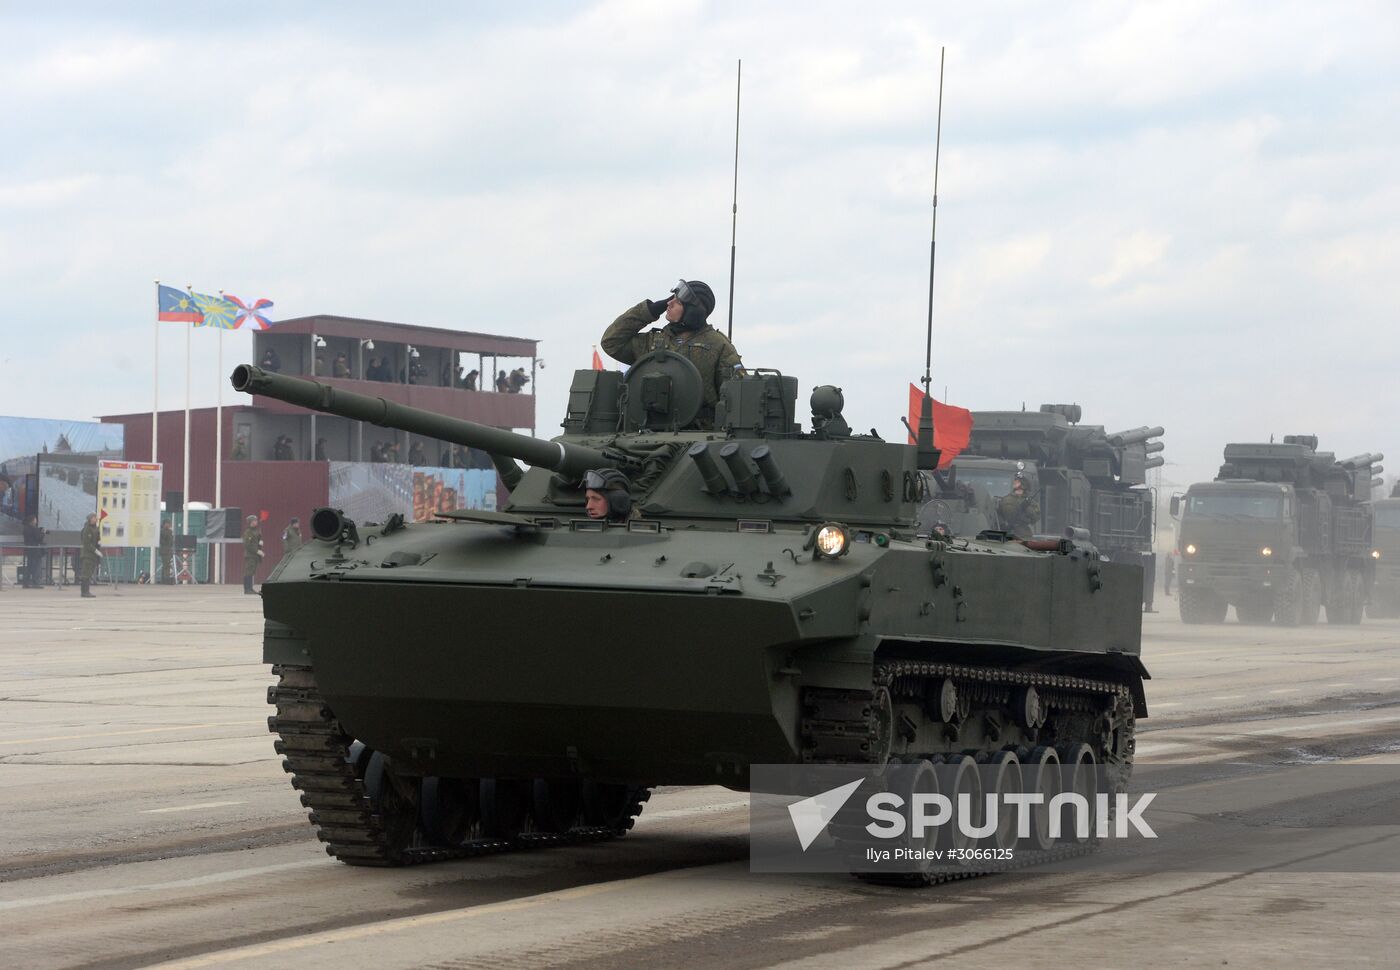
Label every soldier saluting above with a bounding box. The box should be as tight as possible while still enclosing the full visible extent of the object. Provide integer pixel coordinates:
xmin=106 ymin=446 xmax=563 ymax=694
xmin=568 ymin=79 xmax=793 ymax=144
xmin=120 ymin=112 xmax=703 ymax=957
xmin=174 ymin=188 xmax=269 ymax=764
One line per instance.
xmin=601 ymin=279 xmax=742 ymax=429
xmin=242 ymin=515 xmax=263 ymax=595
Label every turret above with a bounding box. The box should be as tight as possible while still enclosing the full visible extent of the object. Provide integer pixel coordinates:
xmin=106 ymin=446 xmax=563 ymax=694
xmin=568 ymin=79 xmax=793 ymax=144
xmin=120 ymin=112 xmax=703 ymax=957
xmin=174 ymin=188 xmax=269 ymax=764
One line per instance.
xmin=231 ymin=365 xmax=614 ymax=478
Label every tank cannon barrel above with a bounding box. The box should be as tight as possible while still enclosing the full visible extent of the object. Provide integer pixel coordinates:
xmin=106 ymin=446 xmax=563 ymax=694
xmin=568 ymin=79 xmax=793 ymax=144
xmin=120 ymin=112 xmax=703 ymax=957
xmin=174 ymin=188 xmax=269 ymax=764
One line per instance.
xmin=230 ymin=365 xmax=614 ymax=477
xmin=1341 ymin=452 xmax=1384 ymax=470
xmin=1107 ymin=426 xmax=1165 ymax=447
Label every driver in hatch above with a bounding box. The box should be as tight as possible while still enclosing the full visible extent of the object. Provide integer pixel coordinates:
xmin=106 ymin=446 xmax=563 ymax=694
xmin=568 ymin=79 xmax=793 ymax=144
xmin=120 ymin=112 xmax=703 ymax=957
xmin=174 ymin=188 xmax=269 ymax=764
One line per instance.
xmin=583 ymin=469 xmax=634 ymax=523
xmin=600 ymin=279 xmax=744 ymax=430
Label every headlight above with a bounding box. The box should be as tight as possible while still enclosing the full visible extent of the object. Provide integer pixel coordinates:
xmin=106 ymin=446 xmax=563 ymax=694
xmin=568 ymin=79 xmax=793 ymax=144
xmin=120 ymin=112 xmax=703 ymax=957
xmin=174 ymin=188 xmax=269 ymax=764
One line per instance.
xmin=814 ymin=523 xmax=850 ymax=558
xmin=1261 ymin=546 xmax=1273 ymax=557
xmin=1373 ymin=549 xmax=1382 ymax=560
xmin=1184 ymin=543 xmax=1197 ymax=556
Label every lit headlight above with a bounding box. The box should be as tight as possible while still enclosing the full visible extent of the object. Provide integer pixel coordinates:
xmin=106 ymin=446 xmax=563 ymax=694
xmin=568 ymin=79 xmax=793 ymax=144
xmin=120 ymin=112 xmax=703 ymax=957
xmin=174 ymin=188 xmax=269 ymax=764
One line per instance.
xmin=1184 ymin=543 xmax=1197 ymax=556
xmin=1373 ymin=549 xmax=1382 ymax=560
xmin=1261 ymin=546 xmax=1273 ymax=557
xmin=814 ymin=523 xmax=850 ymax=558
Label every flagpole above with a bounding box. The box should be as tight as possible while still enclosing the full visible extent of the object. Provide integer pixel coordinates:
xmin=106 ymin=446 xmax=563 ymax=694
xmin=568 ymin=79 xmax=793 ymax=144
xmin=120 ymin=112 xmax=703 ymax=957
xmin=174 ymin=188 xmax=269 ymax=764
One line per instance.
xmin=215 ymin=293 xmax=225 ymax=586
xmin=182 ymin=285 xmax=192 ymax=553
xmin=153 ymin=280 xmax=161 ymax=584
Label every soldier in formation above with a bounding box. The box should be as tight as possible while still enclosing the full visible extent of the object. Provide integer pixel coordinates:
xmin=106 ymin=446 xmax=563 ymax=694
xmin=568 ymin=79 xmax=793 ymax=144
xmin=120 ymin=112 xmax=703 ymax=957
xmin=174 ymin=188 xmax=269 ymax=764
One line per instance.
xmin=159 ymin=519 xmax=175 ymax=585
xmin=997 ymin=474 xmax=1041 ymax=539
xmin=242 ymin=515 xmax=263 ymax=595
xmin=601 ymin=279 xmax=742 ymax=429
xmin=79 ymin=512 xmax=100 ymax=598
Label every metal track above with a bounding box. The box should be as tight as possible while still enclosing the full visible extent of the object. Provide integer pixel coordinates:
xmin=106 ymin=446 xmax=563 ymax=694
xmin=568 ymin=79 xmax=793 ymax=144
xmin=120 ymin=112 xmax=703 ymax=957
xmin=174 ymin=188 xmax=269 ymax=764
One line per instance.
xmin=268 ymin=664 xmax=650 ymax=866
xmin=802 ymin=660 xmax=1135 ymax=887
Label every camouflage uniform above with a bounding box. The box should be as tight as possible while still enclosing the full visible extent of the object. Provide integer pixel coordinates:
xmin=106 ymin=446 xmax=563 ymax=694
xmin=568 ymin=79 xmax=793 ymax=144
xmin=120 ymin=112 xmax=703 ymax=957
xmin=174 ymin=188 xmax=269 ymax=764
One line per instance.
xmin=159 ymin=522 xmax=175 ymax=584
xmin=601 ymin=302 xmax=743 ymax=428
xmin=997 ymin=491 xmax=1041 ymax=539
xmin=79 ymin=518 xmax=100 ymax=597
xmin=281 ymin=522 xmax=302 ymax=558
xmin=242 ymin=522 xmax=263 ymax=594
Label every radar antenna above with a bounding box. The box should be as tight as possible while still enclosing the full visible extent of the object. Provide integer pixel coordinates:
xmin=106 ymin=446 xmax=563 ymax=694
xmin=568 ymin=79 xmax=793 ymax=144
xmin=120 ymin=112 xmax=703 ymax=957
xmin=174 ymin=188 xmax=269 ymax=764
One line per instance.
xmin=727 ymin=59 xmax=742 ymax=340
xmin=914 ymin=47 xmax=946 ymax=471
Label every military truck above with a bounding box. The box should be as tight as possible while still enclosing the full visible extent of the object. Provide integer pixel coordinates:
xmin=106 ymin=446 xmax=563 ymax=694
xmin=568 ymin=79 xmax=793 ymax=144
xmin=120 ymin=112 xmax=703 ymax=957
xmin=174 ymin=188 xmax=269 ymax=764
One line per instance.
xmin=1366 ymin=481 xmax=1400 ymax=618
xmin=1171 ymin=436 xmax=1382 ymax=625
xmin=946 ymin=405 xmax=1164 ymax=607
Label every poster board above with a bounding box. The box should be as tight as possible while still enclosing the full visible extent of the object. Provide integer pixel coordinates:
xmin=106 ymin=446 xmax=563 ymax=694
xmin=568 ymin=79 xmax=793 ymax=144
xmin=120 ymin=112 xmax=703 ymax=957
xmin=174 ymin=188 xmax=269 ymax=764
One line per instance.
xmin=97 ymin=460 xmax=163 ymax=548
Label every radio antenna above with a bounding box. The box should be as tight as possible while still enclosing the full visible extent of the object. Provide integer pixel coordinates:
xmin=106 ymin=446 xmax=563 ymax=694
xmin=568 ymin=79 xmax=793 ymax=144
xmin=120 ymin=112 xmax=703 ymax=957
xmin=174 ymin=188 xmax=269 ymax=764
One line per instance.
xmin=726 ymin=58 xmax=742 ymax=340
xmin=914 ymin=47 xmax=946 ymax=471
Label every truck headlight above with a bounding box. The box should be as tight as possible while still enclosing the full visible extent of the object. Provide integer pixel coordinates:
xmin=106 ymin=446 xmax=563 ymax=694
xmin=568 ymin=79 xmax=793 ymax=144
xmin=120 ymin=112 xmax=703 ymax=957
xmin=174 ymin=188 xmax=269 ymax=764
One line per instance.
xmin=1261 ymin=546 xmax=1273 ymax=557
xmin=1372 ymin=549 xmax=1382 ymax=560
xmin=814 ymin=523 xmax=850 ymax=558
xmin=1184 ymin=543 xmax=1197 ymax=556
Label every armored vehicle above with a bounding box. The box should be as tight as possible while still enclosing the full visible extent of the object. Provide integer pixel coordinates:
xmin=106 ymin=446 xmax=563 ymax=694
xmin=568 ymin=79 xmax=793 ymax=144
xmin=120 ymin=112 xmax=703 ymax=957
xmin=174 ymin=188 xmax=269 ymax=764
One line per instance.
xmin=1365 ymin=482 xmax=1400 ymax=618
xmin=235 ymin=358 xmax=1147 ymax=879
xmin=1170 ymin=436 xmax=1382 ymax=625
xmin=947 ymin=405 xmax=1164 ymax=607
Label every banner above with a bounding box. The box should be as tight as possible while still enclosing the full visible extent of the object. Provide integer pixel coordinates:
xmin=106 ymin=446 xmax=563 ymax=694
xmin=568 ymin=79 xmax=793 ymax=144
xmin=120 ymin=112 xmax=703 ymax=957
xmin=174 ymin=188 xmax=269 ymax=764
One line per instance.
xmin=97 ymin=460 xmax=163 ymax=548
xmin=412 ymin=466 xmax=497 ymax=521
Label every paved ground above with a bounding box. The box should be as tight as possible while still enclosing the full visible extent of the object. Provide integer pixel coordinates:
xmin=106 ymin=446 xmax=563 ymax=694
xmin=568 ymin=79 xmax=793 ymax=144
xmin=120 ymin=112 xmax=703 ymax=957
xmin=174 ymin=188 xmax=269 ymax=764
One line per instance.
xmin=2 ymin=586 xmax=1398 ymax=969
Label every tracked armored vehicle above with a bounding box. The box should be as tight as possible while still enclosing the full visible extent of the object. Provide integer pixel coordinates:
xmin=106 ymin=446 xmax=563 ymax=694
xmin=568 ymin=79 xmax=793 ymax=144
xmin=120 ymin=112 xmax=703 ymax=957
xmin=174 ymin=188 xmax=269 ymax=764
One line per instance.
xmin=236 ymin=356 xmax=1147 ymax=880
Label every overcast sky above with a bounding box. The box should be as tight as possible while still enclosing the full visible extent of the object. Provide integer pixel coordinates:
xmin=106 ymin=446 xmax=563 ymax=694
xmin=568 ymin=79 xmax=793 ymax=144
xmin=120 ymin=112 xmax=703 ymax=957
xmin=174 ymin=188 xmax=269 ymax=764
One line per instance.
xmin=3 ymin=1 xmax=1397 ymax=492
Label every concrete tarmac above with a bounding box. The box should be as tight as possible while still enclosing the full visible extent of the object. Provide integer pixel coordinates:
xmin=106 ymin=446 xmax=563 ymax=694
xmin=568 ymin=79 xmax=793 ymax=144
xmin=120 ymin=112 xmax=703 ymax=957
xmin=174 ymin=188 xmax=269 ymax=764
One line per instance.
xmin=3 ymin=586 xmax=1399 ymax=969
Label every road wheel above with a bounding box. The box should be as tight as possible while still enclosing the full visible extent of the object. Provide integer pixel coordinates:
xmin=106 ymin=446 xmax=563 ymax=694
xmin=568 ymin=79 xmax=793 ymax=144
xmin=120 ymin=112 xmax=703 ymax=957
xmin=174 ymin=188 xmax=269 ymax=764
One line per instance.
xmin=1272 ymin=569 xmax=1303 ymax=627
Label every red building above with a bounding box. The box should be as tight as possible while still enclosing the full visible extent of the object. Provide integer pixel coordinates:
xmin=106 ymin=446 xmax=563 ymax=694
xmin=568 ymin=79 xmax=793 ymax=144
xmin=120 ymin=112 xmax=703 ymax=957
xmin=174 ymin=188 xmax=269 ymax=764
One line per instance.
xmin=102 ymin=314 xmax=537 ymax=582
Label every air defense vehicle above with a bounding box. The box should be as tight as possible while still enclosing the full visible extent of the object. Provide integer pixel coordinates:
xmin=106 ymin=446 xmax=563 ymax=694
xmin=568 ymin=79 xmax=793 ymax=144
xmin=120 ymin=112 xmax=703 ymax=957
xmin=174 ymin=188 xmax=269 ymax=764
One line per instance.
xmin=1170 ymin=436 xmax=1382 ymax=625
xmin=234 ymin=356 xmax=1147 ymax=881
xmin=946 ymin=405 xmax=1164 ymax=607
xmin=1364 ymin=481 xmax=1400 ymax=618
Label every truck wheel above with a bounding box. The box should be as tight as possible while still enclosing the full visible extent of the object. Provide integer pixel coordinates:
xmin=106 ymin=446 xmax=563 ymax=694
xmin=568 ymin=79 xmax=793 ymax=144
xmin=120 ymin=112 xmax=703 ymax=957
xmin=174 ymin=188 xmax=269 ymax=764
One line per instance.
xmin=1272 ymin=569 xmax=1303 ymax=627
xmin=1346 ymin=569 xmax=1365 ymax=624
xmin=1236 ymin=596 xmax=1273 ymax=624
xmin=1300 ymin=569 xmax=1322 ymax=625
xmin=1325 ymin=577 xmax=1347 ymax=625
xmin=1181 ymin=588 xmax=1225 ymax=624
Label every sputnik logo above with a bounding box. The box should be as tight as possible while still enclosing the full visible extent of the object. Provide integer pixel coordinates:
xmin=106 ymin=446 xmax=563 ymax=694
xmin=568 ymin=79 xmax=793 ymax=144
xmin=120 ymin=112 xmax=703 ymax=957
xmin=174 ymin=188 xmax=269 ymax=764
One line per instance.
xmin=786 ymin=778 xmax=863 ymax=851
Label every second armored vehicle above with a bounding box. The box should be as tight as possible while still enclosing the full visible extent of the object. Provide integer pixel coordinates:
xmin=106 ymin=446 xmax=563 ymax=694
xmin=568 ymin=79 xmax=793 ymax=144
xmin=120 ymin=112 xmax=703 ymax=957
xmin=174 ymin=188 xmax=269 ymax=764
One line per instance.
xmin=1172 ymin=436 xmax=1382 ymax=625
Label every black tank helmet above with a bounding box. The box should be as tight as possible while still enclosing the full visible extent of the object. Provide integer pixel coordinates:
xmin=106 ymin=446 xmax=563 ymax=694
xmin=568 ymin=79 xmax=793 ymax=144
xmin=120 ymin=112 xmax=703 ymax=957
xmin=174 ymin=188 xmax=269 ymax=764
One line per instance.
xmin=671 ymin=279 xmax=716 ymax=330
xmin=583 ymin=468 xmax=633 ymax=521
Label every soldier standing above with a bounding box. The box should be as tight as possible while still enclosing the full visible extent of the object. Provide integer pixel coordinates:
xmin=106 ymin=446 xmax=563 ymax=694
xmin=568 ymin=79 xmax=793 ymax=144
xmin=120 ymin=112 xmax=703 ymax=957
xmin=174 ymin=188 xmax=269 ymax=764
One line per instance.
xmin=159 ymin=519 xmax=175 ymax=585
xmin=22 ymin=515 xmax=46 ymax=588
xmin=601 ymin=279 xmax=742 ymax=429
xmin=79 ymin=512 xmax=101 ymax=598
xmin=281 ymin=517 xmax=302 ymax=558
xmin=997 ymin=475 xmax=1041 ymax=539
xmin=242 ymin=515 xmax=263 ymax=595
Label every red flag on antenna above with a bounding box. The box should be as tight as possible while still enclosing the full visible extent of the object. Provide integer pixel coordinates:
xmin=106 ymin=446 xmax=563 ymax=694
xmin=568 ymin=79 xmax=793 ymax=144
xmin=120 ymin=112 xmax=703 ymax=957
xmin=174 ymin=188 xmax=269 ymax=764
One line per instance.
xmin=907 ymin=384 xmax=973 ymax=469
xmin=591 ymin=348 xmax=604 ymax=371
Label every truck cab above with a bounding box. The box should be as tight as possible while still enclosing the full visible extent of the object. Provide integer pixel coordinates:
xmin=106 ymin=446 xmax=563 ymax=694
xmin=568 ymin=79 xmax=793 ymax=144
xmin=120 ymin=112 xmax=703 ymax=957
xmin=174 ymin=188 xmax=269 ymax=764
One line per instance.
xmin=1175 ymin=482 xmax=1297 ymax=623
xmin=1368 ymin=498 xmax=1400 ymax=617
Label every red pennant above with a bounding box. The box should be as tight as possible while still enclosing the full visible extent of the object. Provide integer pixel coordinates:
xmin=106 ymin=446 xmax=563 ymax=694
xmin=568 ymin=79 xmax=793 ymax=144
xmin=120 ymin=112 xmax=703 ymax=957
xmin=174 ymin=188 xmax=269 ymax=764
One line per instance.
xmin=907 ymin=384 xmax=973 ymax=470
xmin=591 ymin=348 xmax=604 ymax=371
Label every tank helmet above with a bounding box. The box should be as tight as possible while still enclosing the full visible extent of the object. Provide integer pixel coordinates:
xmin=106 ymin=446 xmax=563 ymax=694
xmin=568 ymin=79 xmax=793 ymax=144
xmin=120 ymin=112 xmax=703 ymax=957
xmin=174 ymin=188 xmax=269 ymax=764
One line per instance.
xmin=583 ymin=468 xmax=632 ymax=519
xmin=671 ymin=279 xmax=716 ymax=329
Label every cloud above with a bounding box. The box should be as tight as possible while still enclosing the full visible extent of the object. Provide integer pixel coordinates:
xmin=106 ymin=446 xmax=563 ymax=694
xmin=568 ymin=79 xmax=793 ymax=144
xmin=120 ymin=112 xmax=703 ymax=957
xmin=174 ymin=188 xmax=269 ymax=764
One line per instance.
xmin=1 ymin=1 xmax=1398 ymax=495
